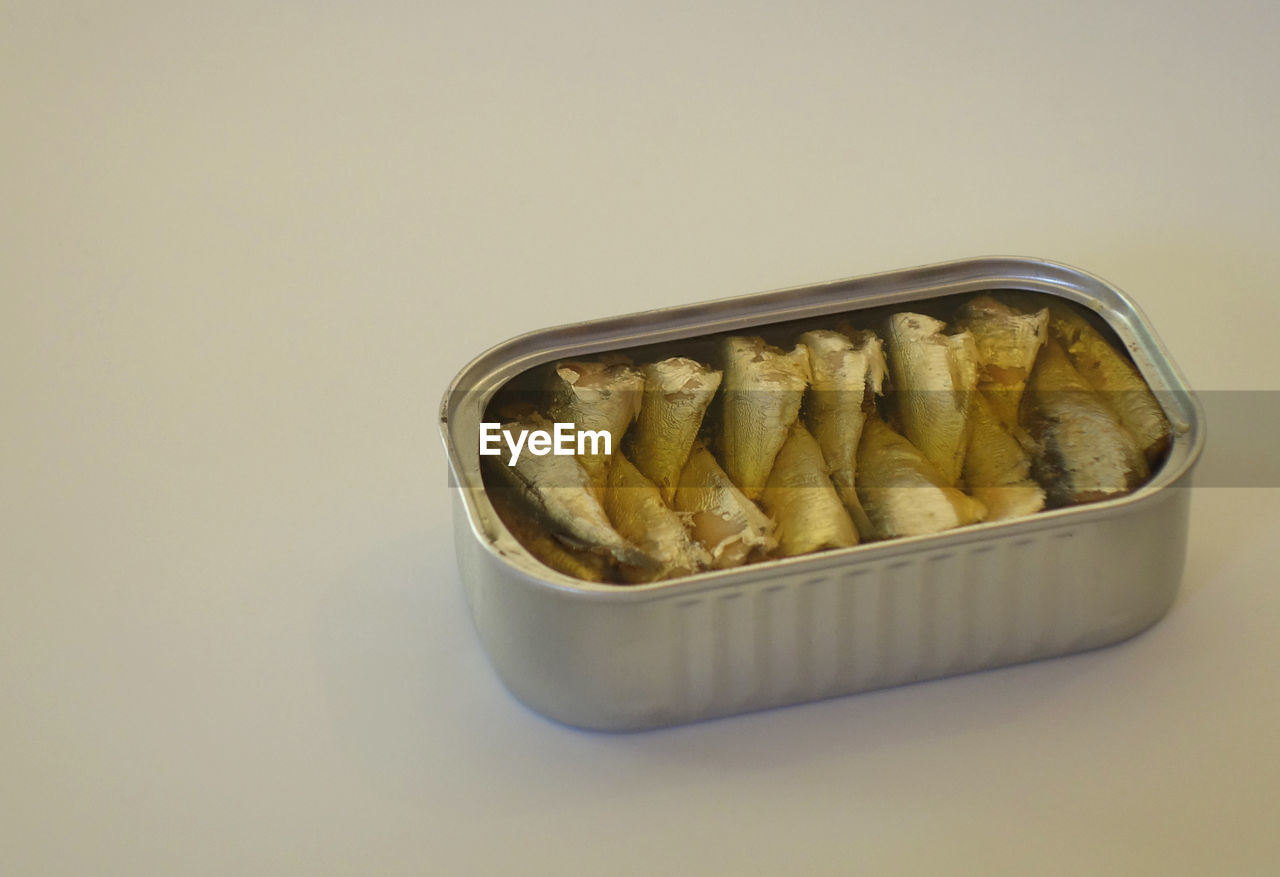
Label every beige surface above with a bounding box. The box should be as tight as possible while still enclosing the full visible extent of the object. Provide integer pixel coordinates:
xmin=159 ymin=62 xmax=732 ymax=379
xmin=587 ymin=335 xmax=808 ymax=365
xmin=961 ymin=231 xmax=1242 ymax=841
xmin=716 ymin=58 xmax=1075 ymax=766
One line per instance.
xmin=4 ymin=3 xmax=1278 ymax=874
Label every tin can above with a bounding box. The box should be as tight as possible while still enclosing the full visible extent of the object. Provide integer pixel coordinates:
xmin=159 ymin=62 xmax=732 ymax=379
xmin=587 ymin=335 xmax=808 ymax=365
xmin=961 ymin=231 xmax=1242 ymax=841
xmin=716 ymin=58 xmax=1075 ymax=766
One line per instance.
xmin=439 ymin=257 xmax=1204 ymax=731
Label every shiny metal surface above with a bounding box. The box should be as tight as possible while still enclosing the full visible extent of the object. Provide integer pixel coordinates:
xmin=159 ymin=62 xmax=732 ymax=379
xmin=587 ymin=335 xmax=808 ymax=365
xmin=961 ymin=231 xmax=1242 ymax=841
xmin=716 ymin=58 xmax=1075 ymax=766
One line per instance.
xmin=440 ymin=257 xmax=1205 ymax=731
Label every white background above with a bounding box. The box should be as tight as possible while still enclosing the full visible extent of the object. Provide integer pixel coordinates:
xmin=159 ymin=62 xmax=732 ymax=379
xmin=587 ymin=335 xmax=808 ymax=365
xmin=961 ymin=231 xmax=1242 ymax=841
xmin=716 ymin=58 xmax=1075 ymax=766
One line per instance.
xmin=4 ymin=3 xmax=1278 ymax=874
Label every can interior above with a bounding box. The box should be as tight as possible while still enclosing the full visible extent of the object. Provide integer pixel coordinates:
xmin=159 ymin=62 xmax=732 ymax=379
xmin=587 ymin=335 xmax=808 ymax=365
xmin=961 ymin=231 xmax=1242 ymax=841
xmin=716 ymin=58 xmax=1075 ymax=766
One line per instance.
xmin=473 ymin=286 xmax=1181 ymax=586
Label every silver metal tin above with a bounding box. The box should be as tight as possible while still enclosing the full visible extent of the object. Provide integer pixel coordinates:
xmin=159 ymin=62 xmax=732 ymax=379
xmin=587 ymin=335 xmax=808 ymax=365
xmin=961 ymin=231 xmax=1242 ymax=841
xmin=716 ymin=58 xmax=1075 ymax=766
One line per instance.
xmin=440 ymin=257 xmax=1204 ymax=731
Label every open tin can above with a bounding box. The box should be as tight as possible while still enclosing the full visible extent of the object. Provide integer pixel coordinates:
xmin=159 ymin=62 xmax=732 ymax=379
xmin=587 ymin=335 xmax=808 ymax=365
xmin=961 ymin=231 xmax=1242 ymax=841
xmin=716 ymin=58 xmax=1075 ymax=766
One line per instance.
xmin=439 ymin=257 xmax=1204 ymax=731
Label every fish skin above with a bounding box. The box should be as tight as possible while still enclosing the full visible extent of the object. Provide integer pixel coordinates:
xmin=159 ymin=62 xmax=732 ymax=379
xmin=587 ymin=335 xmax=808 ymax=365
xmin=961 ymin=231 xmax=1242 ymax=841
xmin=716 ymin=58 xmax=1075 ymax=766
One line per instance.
xmin=487 ymin=487 xmax=614 ymax=582
xmin=886 ymin=313 xmax=979 ymax=486
xmin=674 ymin=442 xmax=777 ymax=569
xmin=628 ymin=357 xmax=723 ymax=504
xmin=760 ymin=422 xmax=860 ymax=556
xmin=546 ymin=359 xmax=644 ymax=489
xmin=719 ymin=336 xmax=811 ymax=500
xmin=798 ymin=328 xmax=885 ymax=540
xmin=856 ymin=417 xmax=987 ymax=540
xmin=956 ymin=294 xmax=1049 ymax=431
xmin=1022 ymin=339 xmax=1149 ymax=506
xmin=604 ymin=453 xmax=711 ymax=582
xmin=963 ymin=391 xmax=1046 ymax=520
xmin=1047 ymin=304 xmax=1171 ymax=464
xmin=487 ymin=413 xmax=655 ymax=570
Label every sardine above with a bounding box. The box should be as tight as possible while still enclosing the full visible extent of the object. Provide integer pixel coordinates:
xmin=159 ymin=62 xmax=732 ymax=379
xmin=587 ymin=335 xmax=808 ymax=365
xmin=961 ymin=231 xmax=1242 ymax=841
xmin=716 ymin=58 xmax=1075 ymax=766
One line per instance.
xmin=488 ymin=487 xmax=614 ymax=582
xmin=798 ymin=328 xmax=886 ymax=538
xmin=673 ymin=442 xmax=777 ymax=569
xmin=546 ymin=359 xmax=644 ymax=489
xmin=719 ymin=336 xmax=811 ymax=500
xmin=956 ymin=294 xmax=1048 ymax=431
xmin=856 ymin=416 xmax=987 ymax=540
xmin=604 ymin=453 xmax=711 ymax=582
xmin=760 ymin=422 xmax=860 ymax=556
xmin=486 ymin=413 xmax=654 ymax=570
xmin=963 ymin=391 xmax=1045 ymax=520
xmin=886 ymin=313 xmax=979 ymax=485
xmin=627 ymin=357 xmax=723 ymax=504
xmin=1022 ymin=339 xmax=1149 ymax=506
xmin=1047 ymin=304 xmax=1171 ymax=463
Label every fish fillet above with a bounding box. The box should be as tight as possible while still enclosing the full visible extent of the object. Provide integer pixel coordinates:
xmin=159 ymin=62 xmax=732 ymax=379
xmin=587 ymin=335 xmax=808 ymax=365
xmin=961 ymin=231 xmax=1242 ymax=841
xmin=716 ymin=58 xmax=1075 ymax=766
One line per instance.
xmin=886 ymin=313 xmax=979 ymax=485
xmin=546 ymin=359 xmax=644 ymax=490
xmin=628 ymin=357 xmax=722 ymax=504
xmin=605 ymin=453 xmax=711 ymax=582
xmin=488 ymin=488 xmax=614 ymax=582
xmin=1047 ymin=304 xmax=1171 ymax=463
xmin=856 ymin=417 xmax=987 ymax=539
xmin=674 ymin=442 xmax=777 ymax=569
xmin=956 ymin=294 xmax=1048 ymax=431
xmin=719 ymin=336 xmax=810 ymax=500
xmin=486 ymin=413 xmax=654 ymax=570
xmin=799 ymin=328 xmax=885 ymax=539
xmin=1022 ymin=339 xmax=1149 ymax=506
xmin=963 ymin=391 xmax=1045 ymax=520
xmin=760 ymin=422 xmax=859 ymax=556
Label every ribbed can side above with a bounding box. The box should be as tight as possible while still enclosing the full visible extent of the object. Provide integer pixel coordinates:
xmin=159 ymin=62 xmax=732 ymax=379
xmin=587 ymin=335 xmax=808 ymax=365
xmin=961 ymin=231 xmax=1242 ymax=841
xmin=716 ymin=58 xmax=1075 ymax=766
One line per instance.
xmin=661 ymin=522 xmax=1139 ymax=721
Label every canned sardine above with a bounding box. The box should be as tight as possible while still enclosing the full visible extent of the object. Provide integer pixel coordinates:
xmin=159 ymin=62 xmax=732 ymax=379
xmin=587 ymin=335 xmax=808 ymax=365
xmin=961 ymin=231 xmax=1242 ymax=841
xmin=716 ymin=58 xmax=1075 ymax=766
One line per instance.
xmin=440 ymin=257 xmax=1203 ymax=730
